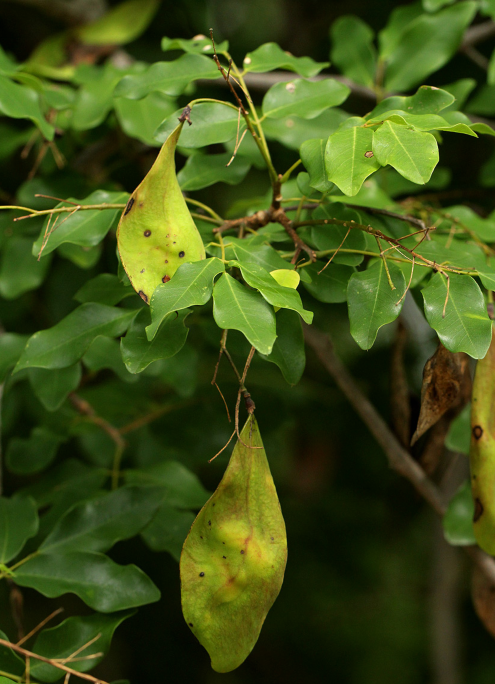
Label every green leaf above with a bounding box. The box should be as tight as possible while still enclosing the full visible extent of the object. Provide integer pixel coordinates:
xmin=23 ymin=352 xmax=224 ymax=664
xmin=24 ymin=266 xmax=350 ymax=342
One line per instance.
xmin=33 ymin=191 xmax=128 ymax=257
xmin=423 ymin=0 xmax=456 ymax=10
xmin=325 ymin=126 xmax=380 ymax=196
xmin=71 ymin=64 xmax=126 ymax=130
xmin=311 ymin=204 xmax=367 ymax=266
xmin=367 ymin=86 xmax=455 ymax=120
xmin=446 ymin=403 xmax=471 ymax=455
xmin=263 ymin=108 xmax=347 ymax=150
xmin=422 ymin=273 xmax=492 ymax=358
xmin=6 ymin=427 xmax=65 ymax=475
xmin=114 ymin=53 xmax=218 ymax=99
xmin=303 ymin=262 xmax=354 ymax=303
xmin=31 ymin=611 xmax=134 ymax=683
xmin=40 ymin=486 xmax=165 ymax=554
xmin=300 ymin=138 xmax=334 ymax=192
xmin=242 ymin=43 xmax=328 ymax=77
xmin=141 ymin=503 xmax=195 ymax=561
xmin=230 ymin=260 xmax=313 ymax=324
xmin=347 ymin=260 xmax=406 ymax=350
xmin=440 ymin=205 xmax=495 ymax=242
xmin=466 ymin=85 xmax=495 ymax=116
xmin=154 ymin=103 xmax=244 ymax=147
xmin=0 ymin=496 xmax=38 ymax=563
xmin=383 ymin=2 xmax=477 ymax=92
xmin=0 ymin=676 xmax=18 ymax=683
xmin=330 ymin=16 xmax=376 ymax=88
xmin=121 ymin=307 xmax=189 ymax=373
xmin=230 ymin=238 xmax=295 ymax=273
xmin=378 ymin=4 xmax=425 ymax=59
xmin=0 ymin=236 xmax=51 ymax=299
xmin=0 ymin=333 xmax=29 ymax=382
xmin=442 ymin=481 xmax=475 ymax=546
xmin=0 ymin=74 xmax=54 ymax=139
xmin=177 ymin=153 xmax=250 ymax=191
xmin=212 ymin=273 xmax=277 ymax=355
xmin=77 ymin=0 xmax=160 ymax=45
xmin=15 ymin=552 xmax=160 ymax=612
xmin=28 ymin=364 xmax=82 ymax=411
xmin=124 ymin=461 xmax=210 ymax=508
xmin=260 ymin=309 xmax=305 ymax=386
xmin=74 ymin=274 xmax=135 ymax=306
xmin=83 ymin=336 xmax=136 ymax=382
xmin=161 ymin=36 xmax=229 ymax=55
xmin=58 ymin=243 xmax=102 ymax=269
xmin=14 ymin=303 xmax=137 ymax=372
xmin=262 ymin=78 xmax=349 ymax=120
xmin=367 ymin=111 xmax=477 ymax=137
xmin=0 ymin=631 xmax=25 ymax=678
xmin=114 ymin=91 xmax=176 ymax=146
xmin=372 ymin=121 xmax=438 ymax=185
xmin=147 ymin=258 xmax=225 ymax=340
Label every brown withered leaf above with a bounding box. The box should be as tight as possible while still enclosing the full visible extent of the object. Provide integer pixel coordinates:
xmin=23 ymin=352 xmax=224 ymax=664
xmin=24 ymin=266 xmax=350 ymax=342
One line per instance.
xmin=472 ymin=566 xmax=495 ymax=639
xmin=411 ymin=343 xmax=471 ymax=446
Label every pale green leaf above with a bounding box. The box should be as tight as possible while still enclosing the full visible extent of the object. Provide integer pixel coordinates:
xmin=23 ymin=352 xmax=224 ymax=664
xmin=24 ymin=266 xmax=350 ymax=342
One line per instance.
xmin=178 ymin=153 xmax=250 ymax=191
xmin=330 ymin=16 xmax=376 ymax=88
xmin=262 ymin=78 xmax=349 ymax=119
xmin=372 ymin=121 xmax=438 ymax=184
xmin=243 ymin=43 xmax=328 ymax=77
xmin=325 ymin=126 xmax=380 ymax=196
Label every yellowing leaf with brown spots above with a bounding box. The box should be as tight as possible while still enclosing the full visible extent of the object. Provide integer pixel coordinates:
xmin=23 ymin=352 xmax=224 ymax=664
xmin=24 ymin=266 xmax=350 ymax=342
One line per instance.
xmin=470 ymin=326 xmax=495 ymax=554
xmin=117 ymin=121 xmax=205 ymax=304
xmin=180 ymin=414 xmax=287 ymax=673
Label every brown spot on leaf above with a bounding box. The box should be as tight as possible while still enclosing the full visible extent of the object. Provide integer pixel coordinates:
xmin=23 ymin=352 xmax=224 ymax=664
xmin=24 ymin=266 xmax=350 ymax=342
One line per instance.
xmin=144 ymin=230 xmax=151 ymax=237
xmin=364 ymin=150 xmax=374 ymax=158
xmin=474 ymin=497 xmax=484 ymax=522
xmin=162 ymin=275 xmax=170 ymax=283
xmin=240 ymin=550 xmax=245 ymax=554
xmin=138 ymin=291 xmax=148 ymax=304
xmin=473 ymin=425 xmax=484 ymax=440
xmin=123 ymin=197 xmax=134 ymax=215
xmin=189 ymin=623 xmax=193 ymax=627
xmin=199 ymin=572 xmax=205 ymax=577
xmin=179 ymin=251 xmax=185 ymax=258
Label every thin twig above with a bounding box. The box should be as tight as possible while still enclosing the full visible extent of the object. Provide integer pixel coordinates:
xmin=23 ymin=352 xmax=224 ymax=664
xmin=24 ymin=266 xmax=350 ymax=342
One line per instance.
xmin=0 ymin=638 xmax=108 ymax=684
xmin=119 ymin=400 xmax=196 ymax=435
xmin=17 ymin=608 xmax=64 ymax=647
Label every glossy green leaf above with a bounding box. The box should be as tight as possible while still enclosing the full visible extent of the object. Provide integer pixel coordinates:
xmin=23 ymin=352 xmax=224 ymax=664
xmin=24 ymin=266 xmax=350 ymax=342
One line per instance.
xmin=75 ymin=274 xmax=135 ymax=306
xmin=15 ymin=304 xmax=136 ymax=372
xmin=445 ymin=403 xmax=471 ymax=455
xmin=6 ymin=427 xmax=65 ymax=475
xmin=373 ymin=121 xmax=438 ymax=185
xmin=422 ymin=273 xmax=492 ymax=358
xmin=178 ymin=153 xmax=250 ymax=191
xmin=325 ymin=126 xmax=380 ymax=196
xmin=58 ymin=243 xmax=102 ymax=269
xmin=383 ymin=2 xmax=477 ymax=92
xmin=161 ymin=36 xmax=229 ymax=55
xmin=0 ymin=676 xmax=18 ymax=683
xmin=440 ymin=205 xmax=495 ymax=242
xmin=262 ymin=79 xmax=349 ymax=120
xmin=242 ymin=43 xmax=328 ymax=77
xmin=28 ymin=364 xmax=82 ymax=411
xmin=0 ymin=74 xmax=54 ymax=139
xmin=77 ymin=0 xmax=160 ymax=45
xmin=41 ymin=486 xmax=165 ymax=554
xmin=260 ymin=309 xmax=305 ymax=385
xmin=347 ymin=260 xmax=406 ymax=350
xmin=212 ymin=273 xmax=277 ymax=355
xmin=125 ymin=461 xmax=210 ymax=508
xmin=141 ymin=503 xmax=195 ymax=561
xmin=32 ymin=191 xmax=128 ymax=257
xmin=147 ymin=258 xmax=224 ymax=340
xmin=15 ymin=552 xmax=160 ymax=612
xmin=230 ymin=239 xmax=295 ymax=273
xmin=263 ymin=108 xmax=347 ymax=150
xmin=0 ymin=333 xmax=29 ymax=382
xmin=121 ymin=307 xmax=189 ymax=373
xmin=83 ymin=336 xmax=136 ymax=382
xmin=71 ymin=64 xmax=125 ymax=130
xmin=442 ymin=481 xmax=475 ymax=546
xmin=31 ymin=611 xmax=134 ymax=683
xmin=231 ymin=260 xmax=312 ymax=324
xmin=303 ymin=262 xmax=354 ymax=303
xmin=154 ymin=103 xmax=244 ymax=146
xmin=300 ymin=138 xmax=334 ymax=192
xmin=0 ymin=236 xmax=51 ymax=299
xmin=311 ymin=204 xmax=367 ymax=266
xmin=330 ymin=16 xmax=376 ymax=88
xmin=114 ymin=91 xmax=176 ymax=146
xmin=114 ymin=53 xmax=218 ymax=99
xmin=367 ymin=86 xmax=455 ymax=120
xmin=0 ymin=496 xmax=38 ymax=563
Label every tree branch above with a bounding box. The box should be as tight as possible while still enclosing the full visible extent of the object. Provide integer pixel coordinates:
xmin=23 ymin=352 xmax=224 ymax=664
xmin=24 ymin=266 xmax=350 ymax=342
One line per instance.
xmin=303 ymin=323 xmax=495 ymax=585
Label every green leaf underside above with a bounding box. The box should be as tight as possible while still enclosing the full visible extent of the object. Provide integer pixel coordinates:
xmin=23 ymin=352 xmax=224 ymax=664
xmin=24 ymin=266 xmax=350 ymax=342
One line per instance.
xmin=14 ymin=304 xmax=136 ymax=372
xmin=422 ymin=272 xmax=492 ymax=358
xmin=147 ymin=259 xmax=225 ymax=340
xmin=347 ymin=260 xmax=407 ymax=350
xmin=212 ymin=273 xmax=277 ymax=355
xmin=15 ymin=552 xmax=160 ymax=612
xmin=180 ymin=415 xmax=287 ymax=673
xmin=325 ymin=126 xmax=380 ymax=196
